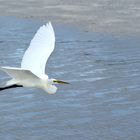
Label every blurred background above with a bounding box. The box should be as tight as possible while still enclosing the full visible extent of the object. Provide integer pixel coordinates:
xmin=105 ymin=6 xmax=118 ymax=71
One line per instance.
xmin=0 ymin=0 xmax=140 ymax=33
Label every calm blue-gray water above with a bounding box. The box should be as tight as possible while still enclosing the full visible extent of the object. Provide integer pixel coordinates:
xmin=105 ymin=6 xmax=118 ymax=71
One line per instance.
xmin=0 ymin=17 xmax=140 ymax=140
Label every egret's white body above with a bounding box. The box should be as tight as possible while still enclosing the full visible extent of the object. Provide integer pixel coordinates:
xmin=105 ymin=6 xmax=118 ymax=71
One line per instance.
xmin=0 ymin=22 xmax=68 ymax=94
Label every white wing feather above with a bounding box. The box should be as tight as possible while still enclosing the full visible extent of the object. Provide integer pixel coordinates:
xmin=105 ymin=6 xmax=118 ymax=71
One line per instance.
xmin=0 ymin=66 xmax=40 ymax=80
xmin=21 ymin=22 xmax=55 ymax=77
xmin=0 ymin=66 xmax=42 ymax=88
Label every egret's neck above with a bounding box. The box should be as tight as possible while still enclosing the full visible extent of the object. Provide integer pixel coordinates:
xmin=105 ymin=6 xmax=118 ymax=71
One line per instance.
xmin=43 ymin=78 xmax=57 ymax=94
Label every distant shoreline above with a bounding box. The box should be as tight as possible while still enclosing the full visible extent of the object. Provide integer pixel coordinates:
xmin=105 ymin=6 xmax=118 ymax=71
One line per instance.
xmin=0 ymin=0 xmax=139 ymax=34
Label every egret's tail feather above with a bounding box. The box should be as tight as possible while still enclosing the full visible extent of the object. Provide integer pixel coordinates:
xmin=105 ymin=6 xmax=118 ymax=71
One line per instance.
xmin=5 ymin=79 xmax=18 ymax=86
xmin=0 ymin=84 xmax=23 ymax=91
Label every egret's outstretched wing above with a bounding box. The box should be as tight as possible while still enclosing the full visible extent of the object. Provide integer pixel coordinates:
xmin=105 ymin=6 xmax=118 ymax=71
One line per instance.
xmin=0 ymin=66 xmax=40 ymax=81
xmin=21 ymin=22 xmax=55 ymax=76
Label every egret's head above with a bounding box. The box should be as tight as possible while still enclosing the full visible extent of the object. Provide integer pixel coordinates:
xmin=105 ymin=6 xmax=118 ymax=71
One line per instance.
xmin=49 ymin=79 xmax=69 ymax=85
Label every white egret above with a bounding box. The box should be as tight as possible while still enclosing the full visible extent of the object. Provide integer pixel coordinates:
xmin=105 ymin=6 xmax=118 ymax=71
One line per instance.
xmin=0 ymin=22 xmax=69 ymax=94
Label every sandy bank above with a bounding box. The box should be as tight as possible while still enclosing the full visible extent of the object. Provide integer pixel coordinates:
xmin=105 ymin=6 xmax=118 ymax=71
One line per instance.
xmin=0 ymin=0 xmax=140 ymax=33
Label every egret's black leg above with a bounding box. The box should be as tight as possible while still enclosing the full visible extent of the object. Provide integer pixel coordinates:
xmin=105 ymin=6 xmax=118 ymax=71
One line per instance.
xmin=0 ymin=84 xmax=23 ymax=91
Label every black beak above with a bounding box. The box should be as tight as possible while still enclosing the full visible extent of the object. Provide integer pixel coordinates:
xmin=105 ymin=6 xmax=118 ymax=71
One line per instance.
xmin=54 ymin=80 xmax=69 ymax=84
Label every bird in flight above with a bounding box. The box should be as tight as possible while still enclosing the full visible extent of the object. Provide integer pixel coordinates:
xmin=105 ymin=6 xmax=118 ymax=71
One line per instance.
xmin=0 ymin=22 xmax=69 ymax=94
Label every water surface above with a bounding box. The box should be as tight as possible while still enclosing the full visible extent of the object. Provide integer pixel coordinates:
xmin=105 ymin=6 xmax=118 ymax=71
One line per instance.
xmin=0 ymin=17 xmax=140 ymax=140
